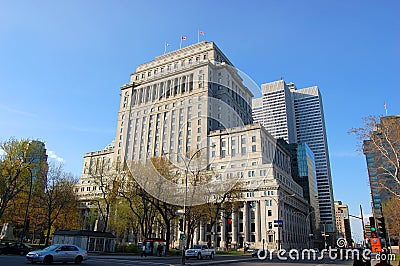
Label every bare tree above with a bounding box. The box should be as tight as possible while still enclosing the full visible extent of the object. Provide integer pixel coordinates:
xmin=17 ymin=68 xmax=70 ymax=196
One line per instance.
xmin=350 ymin=115 xmax=400 ymax=198
xmin=86 ymin=158 xmax=120 ymax=232
xmin=119 ymin=176 xmax=157 ymax=240
xmin=34 ymin=163 xmax=78 ymax=246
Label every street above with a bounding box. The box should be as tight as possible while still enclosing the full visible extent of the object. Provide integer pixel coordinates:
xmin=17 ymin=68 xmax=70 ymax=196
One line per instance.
xmin=0 ymin=253 xmax=357 ymax=266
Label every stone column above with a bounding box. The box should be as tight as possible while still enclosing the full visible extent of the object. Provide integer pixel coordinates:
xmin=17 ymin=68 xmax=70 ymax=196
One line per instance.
xmin=232 ymin=211 xmax=237 ymax=245
xmin=193 ymin=225 xmax=199 ymax=245
xmin=255 ymin=200 xmax=260 ymax=244
xmin=243 ymin=201 xmax=248 ymax=243
xmin=220 ymin=212 xmax=226 ymax=249
xmin=200 ymin=222 xmax=205 ymax=243
xmin=260 ymin=199 xmax=267 ymax=246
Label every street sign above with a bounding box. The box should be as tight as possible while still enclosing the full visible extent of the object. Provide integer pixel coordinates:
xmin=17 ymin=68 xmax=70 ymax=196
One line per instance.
xmin=274 ymin=220 xmax=283 ymax=227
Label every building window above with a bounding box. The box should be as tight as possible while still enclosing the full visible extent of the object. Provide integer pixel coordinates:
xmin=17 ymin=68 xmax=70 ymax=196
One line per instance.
xmin=241 ymin=147 xmax=246 ymax=154
xmin=268 ymin=222 xmax=273 ymax=229
xmin=252 ymin=136 xmax=256 ymax=142
xmin=268 ymin=210 xmax=272 ymax=216
xmin=252 ymin=145 xmax=257 ymax=152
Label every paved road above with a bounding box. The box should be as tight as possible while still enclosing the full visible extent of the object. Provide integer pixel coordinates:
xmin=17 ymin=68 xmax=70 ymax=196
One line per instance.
xmin=0 ymin=253 xmax=361 ymax=266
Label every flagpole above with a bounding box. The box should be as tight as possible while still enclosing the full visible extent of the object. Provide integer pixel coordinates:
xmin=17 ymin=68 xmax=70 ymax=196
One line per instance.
xmin=164 ymin=42 xmax=167 ymax=54
xmin=197 ymin=29 xmax=199 ymax=43
xmin=180 ymin=37 xmax=182 ymax=49
xmin=384 ymin=102 xmax=388 ymax=116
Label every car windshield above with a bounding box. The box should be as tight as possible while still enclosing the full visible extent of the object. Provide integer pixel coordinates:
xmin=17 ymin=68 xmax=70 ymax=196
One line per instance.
xmin=193 ymin=245 xmax=202 ymax=249
xmin=42 ymin=245 xmax=61 ymax=251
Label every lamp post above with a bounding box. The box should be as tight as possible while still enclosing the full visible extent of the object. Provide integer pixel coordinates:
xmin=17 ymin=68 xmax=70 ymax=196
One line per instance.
xmin=322 ymin=222 xmax=328 ymax=249
xmin=262 ymin=192 xmax=295 ymax=250
xmin=168 ymin=145 xmax=213 ymax=265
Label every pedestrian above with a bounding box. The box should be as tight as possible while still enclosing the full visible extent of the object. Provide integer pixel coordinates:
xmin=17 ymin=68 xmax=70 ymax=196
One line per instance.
xmin=141 ymin=245 xmax=147 ymax=257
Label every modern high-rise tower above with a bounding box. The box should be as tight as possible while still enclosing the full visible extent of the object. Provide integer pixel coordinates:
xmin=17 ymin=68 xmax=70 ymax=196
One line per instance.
xmin=252 ymin=80 xmax=336 ymax=234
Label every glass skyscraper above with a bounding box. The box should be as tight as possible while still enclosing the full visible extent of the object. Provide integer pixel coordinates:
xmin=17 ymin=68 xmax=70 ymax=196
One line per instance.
xmin=252 ymin=80 xmax=335 ymax=234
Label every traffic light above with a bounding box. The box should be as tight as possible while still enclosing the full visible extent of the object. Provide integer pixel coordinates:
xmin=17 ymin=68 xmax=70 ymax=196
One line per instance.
xmin=376 ymin=216 xmax=387 ymax=239
xmin=369 ymin=217 xmax=376 ymax=237
xmin=179 ymin=219 xmax=183 ymax=232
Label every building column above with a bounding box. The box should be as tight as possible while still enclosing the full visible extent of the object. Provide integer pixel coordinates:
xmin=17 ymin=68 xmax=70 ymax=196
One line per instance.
xmin=243 ymin=201 xmax=248 ymax=243
xmin=232 ymin=211 xmax=238 ymax=246
xmin=255 ymin=200 xmax=260 ymax=245
xmin=193 ymin=225 xmax=199 ymax=245
xmin=260 ymin=199 xmax=266 ymax=246
xmin=200 ymin=222 xmax=205 ymax=243
xmin=220 ymin=212 xmax=226 ymax=249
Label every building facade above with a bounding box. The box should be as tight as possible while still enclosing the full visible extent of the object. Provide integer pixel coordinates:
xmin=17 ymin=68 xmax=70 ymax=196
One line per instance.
xmin=363 ymin=115 xmax=400 ymax=218
xmin=77 ymin=42 xmax=312 ymax=250
xmin=280 ymin=141 xmax=320 ymax=241
xmin=252 ymin=80 xmax=336 ymax=234
xmin=334 ymin=201 xmax=352 ymax=247
xmin=204 ymin=124 xmax=309 ymax=250
xmin=116 ymin=41 xmax=253 ymax=164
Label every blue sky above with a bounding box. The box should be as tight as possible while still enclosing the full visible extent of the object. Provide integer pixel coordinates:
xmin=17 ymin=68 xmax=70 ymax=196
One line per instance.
xmin=1 ymin=0 xmax=399 ymax=241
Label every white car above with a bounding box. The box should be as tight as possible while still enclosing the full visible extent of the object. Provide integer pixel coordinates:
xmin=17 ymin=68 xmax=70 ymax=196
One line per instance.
xmin=26 ymin=244 xmax=88 ymax=264
xmin=185 ymin=244 xmax=215 ymax=260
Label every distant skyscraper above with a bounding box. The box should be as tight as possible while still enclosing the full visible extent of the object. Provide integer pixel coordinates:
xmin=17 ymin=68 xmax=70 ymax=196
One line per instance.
xmin=252 ymin=80 xmax=336 ymax=233
xmin=26 ymin=140 xmax=48 ymax=183
xmin=334 ymin=201 xmax=352 ymax=246
xmin=252 ymin=80 xmax=296 ymax=143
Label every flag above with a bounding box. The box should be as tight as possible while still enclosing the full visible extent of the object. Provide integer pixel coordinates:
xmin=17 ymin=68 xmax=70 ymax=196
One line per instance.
xmin=384 ymin=102 xmax=386 ymax=108
xmin=199 ymin=31 xmax=204 ymax=35
xmin=181 ymin=36 xmax=187 ymax=40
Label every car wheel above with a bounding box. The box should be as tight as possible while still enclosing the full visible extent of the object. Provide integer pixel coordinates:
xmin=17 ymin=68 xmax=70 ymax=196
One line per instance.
xmin=20 ymin=250 xmax=25 ymax=256
xmin=185 ymin=256 xmax=189 ymax=260
xmin=75 ymin=256 xmax=83 ymax=264
xmin=197 ymin=253 xmax=202 ymax=260
xmin=209 ymin=252 xmax=214 ymax=259
xmin=43 ymin=255 xmax=53 ymax=265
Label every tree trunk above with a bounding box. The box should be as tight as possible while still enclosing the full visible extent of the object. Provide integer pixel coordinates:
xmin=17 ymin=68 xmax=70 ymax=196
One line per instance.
xmin=165 ymin=219 xmax=171 ymax=252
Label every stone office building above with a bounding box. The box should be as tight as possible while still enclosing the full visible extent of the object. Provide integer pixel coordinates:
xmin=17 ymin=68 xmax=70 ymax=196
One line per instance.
xmin=77 ymin=41 xmax=311 ymax=250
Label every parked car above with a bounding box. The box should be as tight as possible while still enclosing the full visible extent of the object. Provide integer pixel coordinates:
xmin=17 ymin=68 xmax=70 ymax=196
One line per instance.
xmin=0 ymin=242 xmax=33 ymax=255
xmin=26 ymin=244 xmax=87 ymax=264
xmin=185 ymin=244 xmax=215 ymax=260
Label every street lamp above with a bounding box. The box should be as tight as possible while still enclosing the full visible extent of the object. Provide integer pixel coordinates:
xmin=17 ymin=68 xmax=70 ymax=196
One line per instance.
xmin=262 ymin=192 xmax=295 ymax=250
xmin=167 ymin=145 xmax=214 ymax=265
xmin=322 ymin=222 xmax=328 ymax=249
